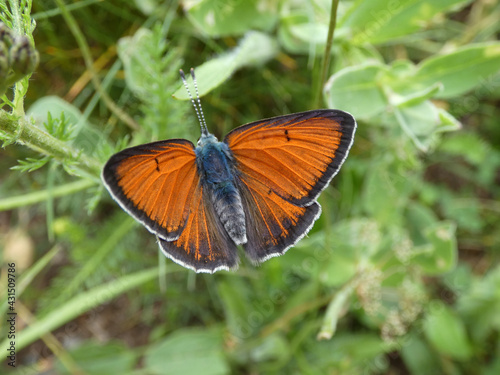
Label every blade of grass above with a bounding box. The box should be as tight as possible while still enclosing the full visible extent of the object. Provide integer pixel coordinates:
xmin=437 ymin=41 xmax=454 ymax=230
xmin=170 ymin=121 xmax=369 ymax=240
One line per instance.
xmin=1 ymin=267 xmax=169 ymax=351
xmin=32 ymin=0 xmax=101 ymax=20
xmin=53 ymin=0 xmax=139 ymax=131
xmin=0 ymin=179 xmax=96 ymax=211
xmin=313 ymin=0 xmax=340 ymax=108
xmin=16 ymin=301 xmax=89 ymax=375
xmin=0 ymin=245 xmax=62 ymax=316
xmin=58 ymin=216 xmax=137 ymax=302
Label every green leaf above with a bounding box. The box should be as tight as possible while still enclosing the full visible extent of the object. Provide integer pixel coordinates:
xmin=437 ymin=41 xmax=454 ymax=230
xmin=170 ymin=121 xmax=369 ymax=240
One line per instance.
xmin=307 ymin=333 xmax=398 ymax=370
xmin=54 ymin=340 xmax=136 ymax=375
xmin=435 ymin=107 xmax=462 ymax=133
xmin=441 ymin=193 xmax=483 ymax=233
xmin=118 ymin=25 xmax=187 ymax=139
xmin=173 ymin=31 xmax=278 ymax=99
xmin=456 ymin=265 xmax=500 ymax=343
xmin=362 ymin=162 xmax=411 ymax=225
xmin=393 ymin=101 xmax=442 ymax=152
xmin=284 ymin=231 xmax=357 ymax=287
xmin=412 ymin=221 xmax=457 ymax=275
xmin=423 ymin=302 xmax=473 ymax=360
xmin=319 ymin=251 xmax=357 ymax=287
xmin=144 ymin=327 xmax=229 ymax=375
xmin=324 ymin=63 xmax=388 ymax=118
xmin=27 ymin=95 xmax=101 ymax=153
xmin=393 ymin=101 xmax=460 ymax=153
xmin=217 ymin=279 xmax=254 ymax=339
xmin=11 ymin=156 xmax=49 ymax=172
xmin=185 ymin=0 xmax=277 ymax=37
xmin=484 ymin=357 xmax=500 ymax=375
xmin=329 ymin=218 xmax=382 ymax=261
xmin=401 ymin=335 xmax=443 ymax=375
xmin=405 ymin=202 xmax=439 ymax=246
xmin=117 ymin=28 xmax=165 ymax=97
xmin=413 ymin=42 xmax=500 ymax=98
xmin=389 ymin=82 xmax=443 ymax=107
xmin=341 ymin=0 xmax=473 ymax=45
xmin=438 ymin=132 xmax=488 ymax=166
xmin=248 ymin=333 xmax=290 ymax=363
xmin=278 ymin=15 xmax=329 ymax=54
xmin=28 ymin=95 xmax=85 ymax=130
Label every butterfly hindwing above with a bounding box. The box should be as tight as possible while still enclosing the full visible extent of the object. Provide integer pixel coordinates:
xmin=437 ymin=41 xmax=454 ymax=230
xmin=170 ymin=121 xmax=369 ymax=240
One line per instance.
xmin=226 ymin=110 xmax=356 ymax=261
xmin=236 ymin=175 xmax=321 ymax=262
xmin=158 ymin=184 xmax=239 ymax=273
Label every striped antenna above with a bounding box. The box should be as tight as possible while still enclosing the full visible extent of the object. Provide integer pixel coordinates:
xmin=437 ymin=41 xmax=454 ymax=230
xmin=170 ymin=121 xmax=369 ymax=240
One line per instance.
xmin=179 ymin=68 xmax=208 ymax=136
xmin=190 ymin=68 xmax=208 ymax=133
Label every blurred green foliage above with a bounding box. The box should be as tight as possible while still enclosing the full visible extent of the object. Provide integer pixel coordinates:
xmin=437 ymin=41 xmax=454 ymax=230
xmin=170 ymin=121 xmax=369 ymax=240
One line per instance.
xmin=1 ymin=0 xmax=499 ymax=374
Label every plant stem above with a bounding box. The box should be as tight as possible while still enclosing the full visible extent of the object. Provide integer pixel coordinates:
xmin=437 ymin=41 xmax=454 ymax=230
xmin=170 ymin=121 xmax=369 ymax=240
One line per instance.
xmin=8 ymin=0 xmax=32 ymax=116
xmin=317 ymin=276 xmax=359 ymax=340
xmin=313 ymin=0 xmax=340 ymax=108
xmin=1 ymin=267 xmax=168 ymax=352
xmin=0 ymin=179 xmax=96 ymax=211
xmin=8 ymin=0 xmax=22 ymax=34
xmin=0 ymin=111 xmax=101 ymax=178
xmin=54 ymin=0 xmax=140 ymax=131
xmin=33 ymin=0 xmax=101 ymax=20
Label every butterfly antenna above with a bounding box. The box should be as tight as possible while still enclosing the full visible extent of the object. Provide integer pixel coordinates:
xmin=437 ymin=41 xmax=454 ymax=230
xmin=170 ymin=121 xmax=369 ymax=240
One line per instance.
xmin=179 ymin=68 xmax=208 ymax=136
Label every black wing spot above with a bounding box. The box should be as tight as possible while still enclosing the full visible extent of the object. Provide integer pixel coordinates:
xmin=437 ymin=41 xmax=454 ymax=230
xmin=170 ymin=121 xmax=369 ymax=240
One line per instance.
xmin=284 ymin=129 xmax=290 ymax=142
xmin=155 ymin=157 xmax=160 ymax=172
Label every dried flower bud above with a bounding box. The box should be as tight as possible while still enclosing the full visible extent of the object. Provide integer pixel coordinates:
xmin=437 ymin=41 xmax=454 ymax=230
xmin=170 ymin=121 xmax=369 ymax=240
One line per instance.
xmin=9 ymin=35 xmax=39 ymax=76
xmin=0 ymin=22 xmax=15 ymax=48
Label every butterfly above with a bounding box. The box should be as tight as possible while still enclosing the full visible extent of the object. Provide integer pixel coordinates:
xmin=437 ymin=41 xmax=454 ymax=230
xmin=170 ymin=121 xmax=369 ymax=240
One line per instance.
xmin=102 ymin=69 xmax=356 ymax=273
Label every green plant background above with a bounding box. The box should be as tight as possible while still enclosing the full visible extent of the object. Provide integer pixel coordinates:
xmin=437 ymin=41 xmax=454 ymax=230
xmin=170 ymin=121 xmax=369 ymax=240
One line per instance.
xmin=1 ymin=0 xmax=499 ymax=374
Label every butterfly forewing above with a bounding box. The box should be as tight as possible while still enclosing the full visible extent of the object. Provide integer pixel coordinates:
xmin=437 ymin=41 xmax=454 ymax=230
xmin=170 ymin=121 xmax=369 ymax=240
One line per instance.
xmin=103 ymin=139 xmax=239 ymax=273
xmin=102 ymin=140 xmax=199 ymax=241
xmin=225 ymin=110 xmax=356 ymax=206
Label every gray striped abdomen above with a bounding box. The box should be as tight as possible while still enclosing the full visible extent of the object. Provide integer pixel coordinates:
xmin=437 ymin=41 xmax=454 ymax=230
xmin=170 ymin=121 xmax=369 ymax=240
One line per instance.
xmin=211 ymin=184 xmax=247 ymax=245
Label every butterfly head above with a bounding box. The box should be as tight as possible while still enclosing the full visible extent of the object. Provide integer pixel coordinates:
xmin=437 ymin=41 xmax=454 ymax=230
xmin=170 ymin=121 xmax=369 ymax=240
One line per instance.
xmin=197 ymin=131 xmax=218 ymax=147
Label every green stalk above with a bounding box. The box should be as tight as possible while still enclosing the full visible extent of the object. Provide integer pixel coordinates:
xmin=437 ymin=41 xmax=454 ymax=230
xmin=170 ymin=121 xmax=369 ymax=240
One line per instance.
xmin=0 ymin=179 xmax=96 ymax=211
xmin=0 ymin=111 xmax=101 ymax=178
xmin=7 ymin=0 xmax=34 ymax=116
xmin=317 ymin=276 xmax=359 ymax=340
xmin=313 ymin=0 xmax=340 ymax=108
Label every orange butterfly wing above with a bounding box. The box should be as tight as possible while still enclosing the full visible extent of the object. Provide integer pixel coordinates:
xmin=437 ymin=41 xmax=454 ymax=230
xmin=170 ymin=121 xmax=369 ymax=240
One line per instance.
xmin=102 ymin=140 xmax=238 ymax=272
xmin=225 ymin=110 xmax=356 ymax=261
xmin=158 ymin=183 xmax=238 ymax=273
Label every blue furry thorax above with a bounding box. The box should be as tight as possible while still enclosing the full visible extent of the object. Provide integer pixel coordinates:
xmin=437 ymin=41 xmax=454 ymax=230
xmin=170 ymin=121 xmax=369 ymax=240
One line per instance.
xmin=195 ymin=133 xmax=235 ymax=186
